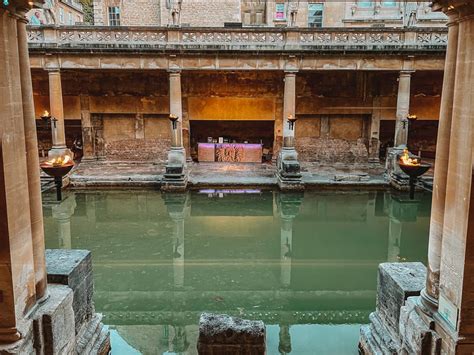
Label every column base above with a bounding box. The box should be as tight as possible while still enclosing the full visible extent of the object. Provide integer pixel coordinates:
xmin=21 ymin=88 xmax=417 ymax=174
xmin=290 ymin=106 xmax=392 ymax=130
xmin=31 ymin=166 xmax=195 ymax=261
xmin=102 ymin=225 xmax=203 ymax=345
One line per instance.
xmin=0 ymin=328 xmax=21 ymax=344
xmin=276 ymin=147 xmax=303 ymax=191
xmin=418 ymin=288 xmax=439 ymax=317
xmin=162 ymin=147 xmax=188 ymax=192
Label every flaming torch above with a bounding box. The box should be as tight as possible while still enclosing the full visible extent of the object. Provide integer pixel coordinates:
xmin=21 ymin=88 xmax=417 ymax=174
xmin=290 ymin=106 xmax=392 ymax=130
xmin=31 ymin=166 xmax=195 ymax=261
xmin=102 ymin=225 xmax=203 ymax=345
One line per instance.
xmin=40 ymin=151 xmax=74 ymax=201
xmin=398 ymin=148 xmax=430 ymax=200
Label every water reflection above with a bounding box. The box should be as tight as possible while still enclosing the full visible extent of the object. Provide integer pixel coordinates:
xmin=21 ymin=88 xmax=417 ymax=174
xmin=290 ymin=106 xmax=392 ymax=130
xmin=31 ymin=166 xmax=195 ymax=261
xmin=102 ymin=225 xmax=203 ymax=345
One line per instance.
xmin=43 ymin=189 xmax=431 ymax=355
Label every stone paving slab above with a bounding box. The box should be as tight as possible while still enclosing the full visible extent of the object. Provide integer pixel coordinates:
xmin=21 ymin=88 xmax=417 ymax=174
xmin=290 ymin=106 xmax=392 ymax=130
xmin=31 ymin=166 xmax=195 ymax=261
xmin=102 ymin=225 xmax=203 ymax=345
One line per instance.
xmin=66 ymin=160 xmax=391 ymax=189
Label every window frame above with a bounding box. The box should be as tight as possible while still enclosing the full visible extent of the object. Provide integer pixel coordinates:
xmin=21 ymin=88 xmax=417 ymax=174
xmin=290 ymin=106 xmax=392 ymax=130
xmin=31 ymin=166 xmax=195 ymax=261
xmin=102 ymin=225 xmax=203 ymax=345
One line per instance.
xmin=308 ymin=2 xmax=324 ymax=28
xmin=274 ymin=2 xmax=286 ymax=21
xmin=108 ymin=6 xmax=121 ymax=26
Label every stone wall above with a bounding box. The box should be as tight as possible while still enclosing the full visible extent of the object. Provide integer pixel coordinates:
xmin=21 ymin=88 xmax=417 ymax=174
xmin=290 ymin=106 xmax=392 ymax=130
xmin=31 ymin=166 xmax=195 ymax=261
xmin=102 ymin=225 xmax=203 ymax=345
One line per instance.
xmin=295 ymin=116 xmax=369 ymax=164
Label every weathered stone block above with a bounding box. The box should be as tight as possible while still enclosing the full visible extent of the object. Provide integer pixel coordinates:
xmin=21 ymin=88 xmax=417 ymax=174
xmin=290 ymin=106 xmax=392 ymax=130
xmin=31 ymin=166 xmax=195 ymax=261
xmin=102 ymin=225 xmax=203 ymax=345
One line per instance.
xmin=46 ymin=249 xmax=94 ymax=333
xmin=376 ymin=262 xmax=426 ymax=335
xmin=398 ymin=297 xmax=435 ymax=354
xmin=197 ymin=313 xmax=265 ymax=355
xmin=33 ymin=284 xmax=75 ymax=355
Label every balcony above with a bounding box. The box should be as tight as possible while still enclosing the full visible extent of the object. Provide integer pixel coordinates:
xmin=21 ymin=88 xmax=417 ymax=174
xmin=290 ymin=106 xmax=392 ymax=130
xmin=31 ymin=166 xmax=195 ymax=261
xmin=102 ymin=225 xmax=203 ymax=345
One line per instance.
xmin=27 ymin=26 xmax=447 ymax=53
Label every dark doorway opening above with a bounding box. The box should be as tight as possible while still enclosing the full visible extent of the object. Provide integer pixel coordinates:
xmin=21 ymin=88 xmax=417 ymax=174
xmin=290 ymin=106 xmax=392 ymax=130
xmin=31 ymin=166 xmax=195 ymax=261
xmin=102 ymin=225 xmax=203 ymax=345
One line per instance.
xmin=189 ymin=120 xmax=274 ymax=162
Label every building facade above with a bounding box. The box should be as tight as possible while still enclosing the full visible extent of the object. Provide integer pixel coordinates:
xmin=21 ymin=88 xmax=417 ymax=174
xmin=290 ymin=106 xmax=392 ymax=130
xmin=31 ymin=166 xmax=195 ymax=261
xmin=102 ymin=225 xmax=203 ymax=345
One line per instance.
xmin=27 ymin=1 xmax=447 ymax=166
xmin=27 ymin=0 xmax=84 ymax=25
xmin=92 ymin=1 xmax=446 ymax=28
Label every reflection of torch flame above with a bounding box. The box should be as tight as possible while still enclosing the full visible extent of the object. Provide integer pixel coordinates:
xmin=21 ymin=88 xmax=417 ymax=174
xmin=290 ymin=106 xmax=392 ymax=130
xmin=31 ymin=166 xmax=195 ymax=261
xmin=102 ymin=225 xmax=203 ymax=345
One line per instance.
xmin=399 ymin=148 xmax=420 ymax=167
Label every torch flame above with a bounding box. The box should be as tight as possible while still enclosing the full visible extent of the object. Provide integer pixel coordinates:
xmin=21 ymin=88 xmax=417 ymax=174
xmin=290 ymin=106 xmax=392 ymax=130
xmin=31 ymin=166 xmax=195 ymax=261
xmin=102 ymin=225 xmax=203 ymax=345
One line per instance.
xmin=43 ymin=155 xmax=73 ymax=167
xmin=399 ymin=148 xmax=420 ymax=166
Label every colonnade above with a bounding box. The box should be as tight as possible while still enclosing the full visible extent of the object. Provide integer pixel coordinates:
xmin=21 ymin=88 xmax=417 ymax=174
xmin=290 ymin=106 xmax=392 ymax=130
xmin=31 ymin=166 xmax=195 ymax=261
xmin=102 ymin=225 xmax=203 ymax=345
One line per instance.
xmin=0 ymin=2 xmax=47 ymax=343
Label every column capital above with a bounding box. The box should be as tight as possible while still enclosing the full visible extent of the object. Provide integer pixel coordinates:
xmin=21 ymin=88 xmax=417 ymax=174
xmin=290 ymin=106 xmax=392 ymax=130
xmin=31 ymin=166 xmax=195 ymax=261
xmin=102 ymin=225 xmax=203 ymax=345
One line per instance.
xmin=46 ymin=68 xmax=61 ymax=74
xmin=399 ymin=70 xmax=414 ymax=76
xmin=168 ymin=69 xmax=182 ymax=75
xmin=432 ymin=1 xmax=474 ymax=21
xmin=283 ymin=70 xmax=298 ymax=76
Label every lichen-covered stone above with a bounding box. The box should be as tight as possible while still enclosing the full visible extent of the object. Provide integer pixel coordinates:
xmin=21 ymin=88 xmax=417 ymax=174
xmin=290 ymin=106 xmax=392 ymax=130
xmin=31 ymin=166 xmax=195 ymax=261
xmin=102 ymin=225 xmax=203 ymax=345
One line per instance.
xmin=197 ymin=313 xmax=265 ymax=354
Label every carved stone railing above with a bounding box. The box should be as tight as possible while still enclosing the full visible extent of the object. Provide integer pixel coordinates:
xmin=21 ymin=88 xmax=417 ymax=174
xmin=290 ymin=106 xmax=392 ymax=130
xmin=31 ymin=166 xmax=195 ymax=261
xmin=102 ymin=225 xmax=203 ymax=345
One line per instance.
xmin=27 ymin=26 xmax=447 ymax=52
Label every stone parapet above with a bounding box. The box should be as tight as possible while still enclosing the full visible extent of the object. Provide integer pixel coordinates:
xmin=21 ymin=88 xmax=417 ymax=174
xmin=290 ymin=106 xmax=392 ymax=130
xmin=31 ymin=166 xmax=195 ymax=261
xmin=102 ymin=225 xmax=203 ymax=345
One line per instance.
xmin=27 ymin=26 xmax=447 ymax=54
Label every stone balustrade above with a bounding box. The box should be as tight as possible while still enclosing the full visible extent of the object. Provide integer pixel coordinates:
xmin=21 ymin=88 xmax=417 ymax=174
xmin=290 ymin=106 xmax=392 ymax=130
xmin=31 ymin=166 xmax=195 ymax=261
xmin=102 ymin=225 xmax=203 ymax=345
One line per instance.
xmin=27 ymin=26 xmax=447 ymax=52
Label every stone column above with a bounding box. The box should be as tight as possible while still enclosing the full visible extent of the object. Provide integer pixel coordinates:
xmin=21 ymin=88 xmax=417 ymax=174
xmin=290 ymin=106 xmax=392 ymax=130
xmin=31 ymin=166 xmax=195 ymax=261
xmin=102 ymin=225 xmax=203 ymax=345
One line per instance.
xmin=163 ymin=70 xmax=187 ymax=191
xmin=436 ymin=6 xmax=474 ymax=347
xmin=369 ymin=96 xmax=381 ymax=163
xmin=419 ymin=11 xmax=459 ymax=315
xmin=282 ymin=72 xmax=296 ymax=148
xmin=277 ymin=71 xmax=302 ymax=190
xmin=169 ymin=70 xmax=183 ymax=148
xmin=0 ymin=7 xmax=37 ymax=343
xmin=48 ymin=69 xmax=67 ymax=157
xmin=80 ymin=95 xmax=95 ymax=160
xmin=394 ymin=71 xmax=412 ymax=148
xmin=17 ymin=11 xmax=48 ymax=301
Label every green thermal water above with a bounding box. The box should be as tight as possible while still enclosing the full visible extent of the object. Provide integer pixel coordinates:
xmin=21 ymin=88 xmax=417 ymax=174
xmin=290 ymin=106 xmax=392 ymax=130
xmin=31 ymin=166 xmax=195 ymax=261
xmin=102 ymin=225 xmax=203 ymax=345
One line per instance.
xmin=43 ymin=189 xmax=431 ymax=355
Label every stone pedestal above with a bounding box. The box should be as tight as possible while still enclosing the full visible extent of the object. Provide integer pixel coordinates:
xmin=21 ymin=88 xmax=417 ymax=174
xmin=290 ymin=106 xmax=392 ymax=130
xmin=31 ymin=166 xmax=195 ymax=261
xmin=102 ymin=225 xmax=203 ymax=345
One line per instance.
xmin=277 ymin=147 xmax=303 ymax=191
xmin=162 ymin=147 xmax=188 ymax=192
xmin=197 ymin=313 xmax=265 ymax=355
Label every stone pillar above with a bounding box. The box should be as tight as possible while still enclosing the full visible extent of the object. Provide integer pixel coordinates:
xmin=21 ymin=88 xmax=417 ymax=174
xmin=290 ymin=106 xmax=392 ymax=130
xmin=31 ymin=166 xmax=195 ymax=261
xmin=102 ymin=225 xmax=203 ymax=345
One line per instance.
xmin=420 ymin=11 xmax=459 ymax=315
xmin=80 ymin=95 xmax=95 ymax=160
xmin=0 ymin=6 xmax=37 ymax=343
xmin=17 ymin=11 xmax=48 ymax=301
xmin=394 ymin=71 xmax=412 ymax=149
xmin=277 ymin=71 xmax=302 ymax=190
xmin=48 ymin=69 xmax=67 ymax=157
xmin=386 ymin=67 xmax=414 ymax=188
xmin=282 ymin=72 xmax=296 ymax=149
xmin=368 ymin=97 xmax=381 ymax=163
xmin=169 ymin=71 xmax=183 ymax=148
xmin=436 ymin=6 xmax=474 ymax=349
xmin=163 ymin=70 xmax=187 ymax=192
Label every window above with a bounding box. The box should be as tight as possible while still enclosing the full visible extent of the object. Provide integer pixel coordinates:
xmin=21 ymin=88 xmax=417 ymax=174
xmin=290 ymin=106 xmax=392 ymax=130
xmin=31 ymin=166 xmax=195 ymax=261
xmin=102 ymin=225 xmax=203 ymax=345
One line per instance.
xmin=275 ymin=3 xmax=286 ymax=20
xmin=108 ymin=6 xmax=121 ymax=26
xmin=358 ymin=1 xmax=373 ymax=7
xmin=382 ymin=1 xmax=397 ymax=6
xmin=308 ymin=3 xmax=323 ymax=28
xmin=68 ymin=12 xmax=73 ymax=25
xmin=59 ymin=8 xmax=64 ymax=24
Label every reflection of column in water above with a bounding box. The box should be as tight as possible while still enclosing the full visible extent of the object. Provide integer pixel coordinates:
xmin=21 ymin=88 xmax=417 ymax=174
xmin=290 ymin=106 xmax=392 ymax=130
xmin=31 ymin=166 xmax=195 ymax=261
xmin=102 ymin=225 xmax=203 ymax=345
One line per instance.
xmin=172 ymin=216 xmax=185 ymax=288
xmin=388 ymin=218 xmax=402 ymax=262
xmin=280 ymin=217 xmax=293 ymax=288
xmin=172 ymin=325 xmax=189 ymax=353
xmin=278 ymin=324 xmax=292 ymax=355
xmin=52 ymin=194 xmax=76 ymax=249
xmin=160 ymin=324 xmax=170 ymax=347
